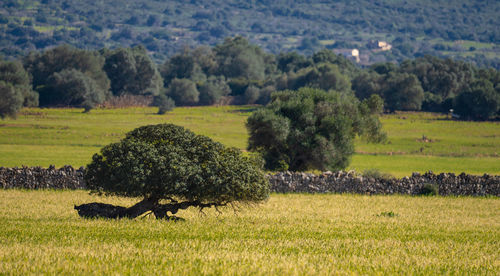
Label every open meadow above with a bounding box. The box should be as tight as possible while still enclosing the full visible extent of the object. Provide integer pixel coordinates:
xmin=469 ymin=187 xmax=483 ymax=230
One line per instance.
xmin=0 ymin=190 xmax=498 ymax=274
xmin=0 ymin=106 xmax=499 ymax=177
xmin=1 ymin=108 xmax=499 ymax=274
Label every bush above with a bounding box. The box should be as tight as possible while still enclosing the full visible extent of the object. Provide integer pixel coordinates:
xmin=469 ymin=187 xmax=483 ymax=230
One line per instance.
xmin=420 ymin=183 xmax=439 ymax=196
xmin=362 ymin=169 xmax=393 ymax=180
xmin=167 ymin=78 xmax=199 ymax=106
xmin=243 ymin=85 xmax=260 ymax=104
xmin=153 ymin=94 xmax=175 ymax=114
xmin=198 ymin=76 xmax=230 ymax=105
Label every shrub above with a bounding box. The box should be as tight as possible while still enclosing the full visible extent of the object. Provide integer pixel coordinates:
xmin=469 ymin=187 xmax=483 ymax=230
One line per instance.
xmin=167 ymin=78 xmax=199 ymax=106
xmin=420 ymin=183 xmax=439 ymax=196
xmin=153 ymin=94 xmax=175 ymax=114
xmin=362 ymin=169 xmax=393 ymax=181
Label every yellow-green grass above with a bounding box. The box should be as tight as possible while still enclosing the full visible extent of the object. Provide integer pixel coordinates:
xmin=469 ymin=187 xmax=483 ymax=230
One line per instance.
xmin=319 ymin=39 xmax=335 ymax=46
xmin=0 ymin=107 xmax=499 ymax=177
xmin=437 ymin=39 xmax=497 ymax=50
xmin=0 ymin=190 xmax=498 ymax=274
xmin=33 ymin=25 xmax=78 ymax=33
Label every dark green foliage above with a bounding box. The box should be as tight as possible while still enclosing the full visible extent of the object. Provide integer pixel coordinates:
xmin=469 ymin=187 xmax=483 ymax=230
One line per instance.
xmin=276 ymin=52 xmax=311 ymax=73
xmin=198 ymin=76 xmax=230 ymax=105
xmin=102 ymin=46 xmax=163 ymax=96
xmin=453 ymin=80 xmax=500 ymax=120
xmin=377 ymin=211 xmax=398 ymax=217
xmin=24 ymin=45 xmax=110 ymax=108
xmin=311 ymin=49 xmax=359 ymax=77
xmin=243 ymin=85 xmax=260 ymax=104
xmin=161 ymin=48 xmax=204 ymax=85
xmin=383 ymin=73 xmax=424 ymax=111
xmin=24 ymin=45 xmax=110 ymax=93
xmin=153 ymin=94 xmax=175 ymax=114
xmin=422 ymin=92 xmax=445 ymax=113
xmin=214 ymin=36 xmax=271 ymax=81
xmin=420 ymin=183 xmax=439 ymax=196
xmin=352 ymin=72 xmax=382 ymax=100
xmin=363 ymin=94 xmax=384 ymax=115
xmin=166 ymin=78 xmax=199 ymax=106
xmin=277 ymin=63 xmax=351 ymax=93
xmin=246 ymin=88 xmax=386 ymax=171
xmin=353 ymin=70 xmax=424 ymax=111
xmin=0 ymin=81 xmax=23 ymax=119
xmin=0 ymin=59 xmax=38 ymax=107
xmin=39 ymin=69 xmax=106 ymax=111
xmin=400 ymin=56 xmax=475 ymax=99
xmin=85 ymin=124 xmax=269 ymax=205
xmin=1 ymin=1 xmax=500 ymax=68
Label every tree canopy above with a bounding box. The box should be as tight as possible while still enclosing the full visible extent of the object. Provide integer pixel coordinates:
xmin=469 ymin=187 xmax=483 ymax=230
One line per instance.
xmin=0 ymin=81 xmax=23 ymax=119
xmin=246 ymin=88 xmax=386 ymax=171
xmin=79 ymin=123 xmax=269 ymax=220
xmin=24 ymin=45 xmax=110 ymax=109
xmin=102 ymin=46 xmax=163 ymax=96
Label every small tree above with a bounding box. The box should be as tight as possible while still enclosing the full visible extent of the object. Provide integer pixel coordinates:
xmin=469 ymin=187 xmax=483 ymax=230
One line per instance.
xmin=0 ymin=59 xmax=38 ymax=107
xmin=39 ymin=69 xmax=105 ymax=112
xmin=454 ymin=79 xmax=500 ymax=120
xmin=76 ymin=124 xmax=269 ymax=220
xmin=167 ymin=78 xmax=199 ymax=106
xmin=0 ymin=81 xmax=23 ymax=119
xmin=102 ymin=46 xmax=163 ymax=96
xmin=246 ymin=88 xmax=386 ymax=171
xmin=153 ymin=94 xmax=175 ymax=114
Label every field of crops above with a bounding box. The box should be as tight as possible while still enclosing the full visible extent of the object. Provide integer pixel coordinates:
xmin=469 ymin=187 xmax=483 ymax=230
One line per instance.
xmin=0 ymin=190 xmax=498 ymax=274
xmin=0 ymin=106 xmax=498 ymax=177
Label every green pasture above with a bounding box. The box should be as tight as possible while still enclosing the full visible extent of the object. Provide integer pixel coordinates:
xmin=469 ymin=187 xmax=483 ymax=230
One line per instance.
xmin=0 ymin=107 xmax=499 ymax=177
xmin=0 ymin=190 xmax=498 ymax=274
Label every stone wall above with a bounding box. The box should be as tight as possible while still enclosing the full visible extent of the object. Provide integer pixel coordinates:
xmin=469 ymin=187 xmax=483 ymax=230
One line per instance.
xmin=0 ymin=166 xmax=86 ymax=190
xmin=1 ymin=166 xmax=499 ymax=196
xmin=269 ymin=171 xmax=500 ymax=196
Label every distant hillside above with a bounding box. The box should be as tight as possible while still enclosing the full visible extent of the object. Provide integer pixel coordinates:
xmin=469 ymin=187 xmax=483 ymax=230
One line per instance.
xmin=1 ymin=0 xmax=499 ymax=67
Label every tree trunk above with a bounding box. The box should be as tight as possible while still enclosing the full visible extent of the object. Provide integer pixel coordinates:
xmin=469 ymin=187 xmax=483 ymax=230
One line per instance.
xmin=75 ymin=198 xmax=225 ymax=220
xmin=74 ymin=197 xmax=157 ymax=219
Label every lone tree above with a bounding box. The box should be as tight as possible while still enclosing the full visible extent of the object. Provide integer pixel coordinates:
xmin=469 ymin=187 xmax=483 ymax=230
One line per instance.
xmin=75 ymin=124 xmax=269 ymax=220
xmin=246 ymin=88 xmax=386 ymax=171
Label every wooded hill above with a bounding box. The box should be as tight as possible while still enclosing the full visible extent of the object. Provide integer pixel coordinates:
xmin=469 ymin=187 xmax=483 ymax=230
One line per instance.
xmin=1 ymin=0 xmax=499 ymax=68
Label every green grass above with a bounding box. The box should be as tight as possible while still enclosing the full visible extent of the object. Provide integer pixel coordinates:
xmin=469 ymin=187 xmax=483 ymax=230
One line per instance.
xmin=0 ymin=106 xmax=251 ymax=168
xmin=0 ymin=107 xmax=499 ymax=177
xmin=0 ymin=190 xmax=498 ymax=274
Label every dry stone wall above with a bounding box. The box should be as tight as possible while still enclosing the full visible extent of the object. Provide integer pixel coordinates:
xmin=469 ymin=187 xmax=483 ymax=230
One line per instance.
xmin=269 ymin=171 xmax=500 ymax=196
xmin=0 ymin=166 xmax=86 ymax=190
xmin=0 ymin=166 xmax=499 ymax=196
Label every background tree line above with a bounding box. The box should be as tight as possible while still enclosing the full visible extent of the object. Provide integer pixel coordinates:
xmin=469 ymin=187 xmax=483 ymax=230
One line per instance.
xmin=1 ymin=0 xmax=499 ymax=68
xmin=1 ymin=37 xmax=499 ymax=121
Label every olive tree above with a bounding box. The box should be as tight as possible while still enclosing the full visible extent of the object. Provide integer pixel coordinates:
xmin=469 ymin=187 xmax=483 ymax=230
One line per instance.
xmin=246 ymin=88 xmax=386 ymax=171
xmin=75 ymin=124 xmax=269 ymax=220
xmin=0 ymin=81 xmax=23 ymax=119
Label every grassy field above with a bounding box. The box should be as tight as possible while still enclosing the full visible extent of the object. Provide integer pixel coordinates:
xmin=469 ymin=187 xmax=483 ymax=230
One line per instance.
xmin=0 ymin=190 xmax=498 ymax=274
xmin=0 ymin=107 xmax=499 ymax=177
